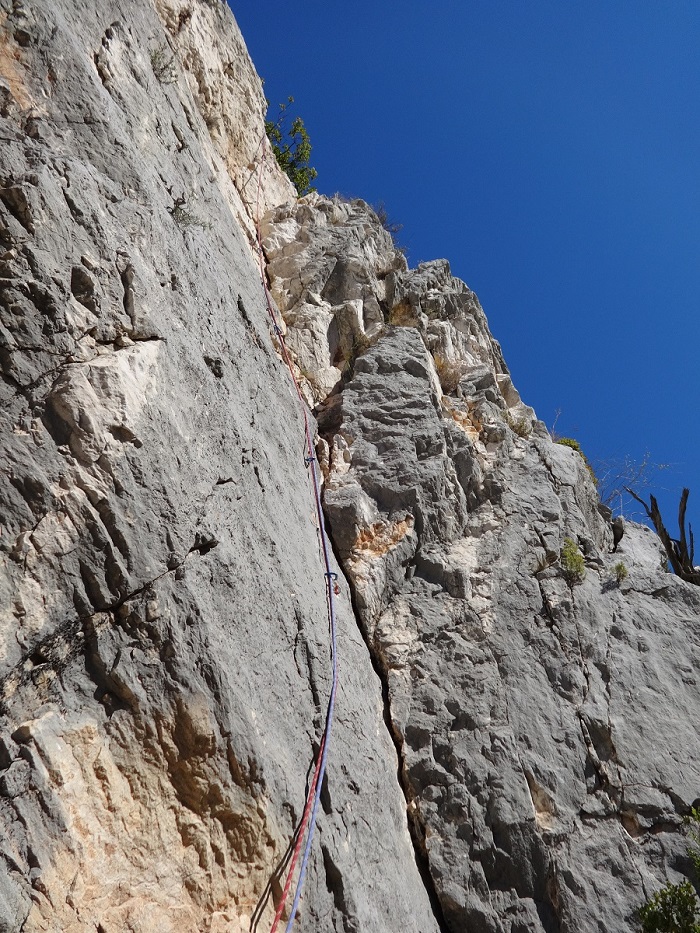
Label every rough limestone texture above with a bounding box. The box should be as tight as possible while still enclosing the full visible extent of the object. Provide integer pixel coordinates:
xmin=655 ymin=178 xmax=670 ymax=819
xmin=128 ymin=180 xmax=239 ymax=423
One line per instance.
xmin=1 ymin=2 xmax=699 ymax=933
xmin=265 ymin=194 xmax=700 ymax=933
xmin=0 ymin=2 xmax=438 ymax=932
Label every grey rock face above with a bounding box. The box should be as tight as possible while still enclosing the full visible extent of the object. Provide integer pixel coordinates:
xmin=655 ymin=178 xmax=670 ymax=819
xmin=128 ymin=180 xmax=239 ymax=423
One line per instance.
xmin=264 ymin=193 xmax=700 ymax=932
xmin=261 ymin=196 xmax=407 ymax=400
xmin=0 ymin=2 xmax=439 ymax=931
xmin=1 ymin=2 xmax=699 ymax=932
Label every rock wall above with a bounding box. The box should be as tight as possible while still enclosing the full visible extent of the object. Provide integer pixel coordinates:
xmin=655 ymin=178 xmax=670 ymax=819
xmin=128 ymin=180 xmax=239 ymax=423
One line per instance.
xmin=263 ymin=195 xmax=700 ymax=932
xmin=0 ymin=2 xmax=437 ymax=930
xmin=1 ymin=2 xmax=699 ymax=932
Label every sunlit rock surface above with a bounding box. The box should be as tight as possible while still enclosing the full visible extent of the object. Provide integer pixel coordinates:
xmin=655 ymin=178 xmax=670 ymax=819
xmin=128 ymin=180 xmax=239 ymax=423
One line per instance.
xmin=0 ymin=2 xmax=437 ymax=930
xmin=1 ymin=2 xmax=699 ymax=932
xmin=265 ymin=194 xmax=700 ymax=933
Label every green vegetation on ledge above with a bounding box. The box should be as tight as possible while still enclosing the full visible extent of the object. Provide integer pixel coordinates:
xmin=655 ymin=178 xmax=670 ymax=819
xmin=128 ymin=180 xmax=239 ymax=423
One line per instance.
xmin=265 ymin=96 xmax=318 ymax=196
xmin=638 ymin=808 xmax=700 ymax=932
xmin=560 ymin=537 xmax=586 ymax=586
xmin=556 ymin=436 xmax=597 ymax=484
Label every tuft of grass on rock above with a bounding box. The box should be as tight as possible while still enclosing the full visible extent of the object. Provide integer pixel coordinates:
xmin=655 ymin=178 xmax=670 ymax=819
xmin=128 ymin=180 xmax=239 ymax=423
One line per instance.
xmin=505 ymin=411 xmax=531 ymax=439
xmin=613 ymin=561 xmax=628 ymax=585
xmin=561 ymin=537 xmax=585 ymax=586
xmin=433 ymin=354 xmax=465 ymax=394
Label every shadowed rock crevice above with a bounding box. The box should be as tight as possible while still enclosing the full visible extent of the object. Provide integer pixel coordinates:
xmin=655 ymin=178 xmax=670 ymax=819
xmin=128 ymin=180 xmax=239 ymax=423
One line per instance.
xmin=0 ymin=538 xmax=219 ymax=716
xmin=323 ymin=505 xmax=453 ymax=933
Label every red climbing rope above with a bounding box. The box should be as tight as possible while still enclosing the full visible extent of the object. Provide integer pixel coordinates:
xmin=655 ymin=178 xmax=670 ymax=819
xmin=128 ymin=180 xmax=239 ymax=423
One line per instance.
xmin=268 ymin=734 xmax=325 ymax=933
xmin=254 ymin=137 xmax=339 ymax=932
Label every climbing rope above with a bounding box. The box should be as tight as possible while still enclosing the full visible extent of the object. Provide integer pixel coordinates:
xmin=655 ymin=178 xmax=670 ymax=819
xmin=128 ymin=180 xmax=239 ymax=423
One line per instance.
xmin=269 ymin=733 xmax=326 ymax=933
xmin=254 ymin=136 xmax=339 ymax=932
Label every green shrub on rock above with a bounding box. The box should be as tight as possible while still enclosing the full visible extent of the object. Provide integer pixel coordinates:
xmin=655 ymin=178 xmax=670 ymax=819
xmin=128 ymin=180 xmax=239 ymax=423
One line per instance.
xmin=505 ymin=411 xmax=531 ymax=439
xmin=638 ymin=881 xmax=699 ymax=933
xmin=561 ymin=538 xmax=585 ymax=586
xmin=637 ymin=808 xmax=700 ymax=932
xmin=150 ymin=45 xmax=177 ymax=84
xmin=613 ymin=561 xmax=628 ymax=584
xmin=265 ymin=96 xmax=317 ymax=196
xmin=556 ymin=437 xmax=583 ymax=453
xmin=556 ymin=437 xmax=597 ymax=484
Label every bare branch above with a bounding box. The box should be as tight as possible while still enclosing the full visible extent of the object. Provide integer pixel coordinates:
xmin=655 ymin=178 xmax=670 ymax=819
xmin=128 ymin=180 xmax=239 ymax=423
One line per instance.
xmin=679 ymin=488 xmax=690 ymax=562
xmin=625 ymin=486 xmax=700 ymax=585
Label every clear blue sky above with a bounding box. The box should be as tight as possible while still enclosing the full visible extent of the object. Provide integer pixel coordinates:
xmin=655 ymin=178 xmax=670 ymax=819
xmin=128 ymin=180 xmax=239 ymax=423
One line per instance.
xmin=231 ymin=1 xmax=699 ymax=531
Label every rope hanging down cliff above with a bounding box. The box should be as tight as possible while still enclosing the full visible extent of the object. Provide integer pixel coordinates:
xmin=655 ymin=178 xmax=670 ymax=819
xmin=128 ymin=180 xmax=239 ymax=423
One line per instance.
xmin=254 ymin=137 xmax=339 ymax=933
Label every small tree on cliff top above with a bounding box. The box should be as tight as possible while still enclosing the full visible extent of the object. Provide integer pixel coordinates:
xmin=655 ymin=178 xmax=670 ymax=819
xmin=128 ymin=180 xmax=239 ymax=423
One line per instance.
xmin=265 ymin=96 xmax=317 ymax=196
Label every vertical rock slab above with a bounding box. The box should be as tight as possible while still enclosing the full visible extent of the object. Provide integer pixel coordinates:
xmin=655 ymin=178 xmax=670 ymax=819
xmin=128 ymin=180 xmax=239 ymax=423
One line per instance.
xmin=265 ymin=194 xmax=700 ymax=933
xmin=0 ymin=3 xmax=441 ymax=931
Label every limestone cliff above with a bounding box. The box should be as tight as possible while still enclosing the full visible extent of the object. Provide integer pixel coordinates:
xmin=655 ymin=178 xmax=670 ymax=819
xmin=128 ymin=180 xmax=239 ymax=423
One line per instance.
xmin=0 ymin=2 xmax=698 ymax=932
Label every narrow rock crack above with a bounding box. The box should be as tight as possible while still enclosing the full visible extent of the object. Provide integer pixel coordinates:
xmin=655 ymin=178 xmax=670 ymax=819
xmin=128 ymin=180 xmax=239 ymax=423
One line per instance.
xmin=322 ymin=495 xmax=452 ymax=933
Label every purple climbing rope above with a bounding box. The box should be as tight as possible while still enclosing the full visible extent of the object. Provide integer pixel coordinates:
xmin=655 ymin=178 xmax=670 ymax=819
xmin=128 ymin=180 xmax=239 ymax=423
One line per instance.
xmin=254 ymin=136 xmax=340 ymax=931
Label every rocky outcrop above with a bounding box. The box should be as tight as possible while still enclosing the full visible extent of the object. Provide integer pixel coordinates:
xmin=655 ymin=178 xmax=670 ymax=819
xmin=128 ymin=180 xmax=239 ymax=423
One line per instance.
xmin=265 ymin=195 xmax=700 ymax=932
xmin=0 ymin=2 xmax=438 ymax=931
xmin=1 ymin=2 xmax=699 ymax=932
